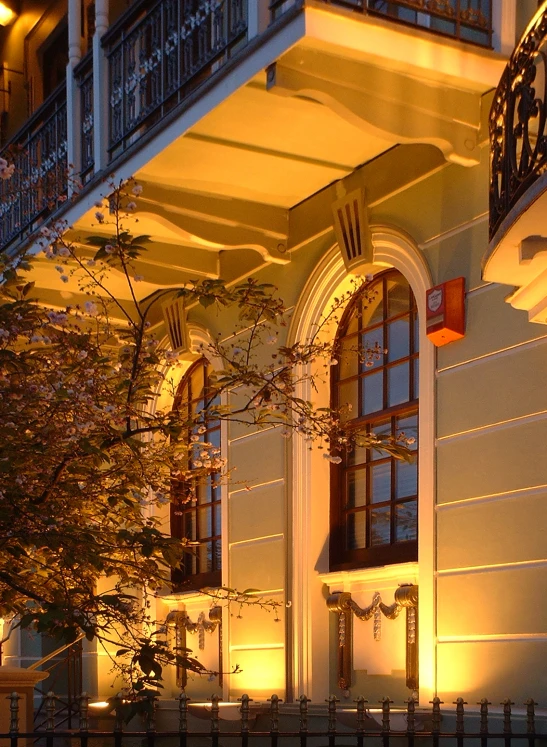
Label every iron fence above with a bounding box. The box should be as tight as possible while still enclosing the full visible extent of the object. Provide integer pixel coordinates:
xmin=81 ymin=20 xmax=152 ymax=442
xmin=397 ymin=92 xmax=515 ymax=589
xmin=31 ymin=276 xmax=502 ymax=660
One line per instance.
xmin=0 ymin=84 xmax=68 ymax=250
xmin=269 ymin=1 xmax=492 ymax=47
xmin=75 ymin=51 xmax=95 ymax=182
xmin=1 ymin=691 xmax=545 ymax=747
xmin=104 ymin=0 xmax=247 ymax=159
xmin=489 ymin=5 xmax=547 ymax=240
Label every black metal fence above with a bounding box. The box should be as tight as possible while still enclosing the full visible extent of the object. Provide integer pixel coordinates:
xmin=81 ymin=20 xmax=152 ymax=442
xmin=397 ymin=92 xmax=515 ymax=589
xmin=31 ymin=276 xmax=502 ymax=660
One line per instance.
xmin=270 ymin=0 xmax=492 ymax=47
xmin=104 ymin=0 xmax=248 ymax=159
xmin=1 ymin=691 xmax=544 ymax=747
xmin=0 ymin=84 xmax=68 ymax=250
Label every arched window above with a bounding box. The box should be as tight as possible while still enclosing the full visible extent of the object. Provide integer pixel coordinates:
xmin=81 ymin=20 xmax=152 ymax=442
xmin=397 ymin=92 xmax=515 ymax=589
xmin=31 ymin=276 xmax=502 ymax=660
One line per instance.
xmin=330 ymin=270 xmax=419 ymax=571
xmin=171 ymin=358 xmax=222 ymax=589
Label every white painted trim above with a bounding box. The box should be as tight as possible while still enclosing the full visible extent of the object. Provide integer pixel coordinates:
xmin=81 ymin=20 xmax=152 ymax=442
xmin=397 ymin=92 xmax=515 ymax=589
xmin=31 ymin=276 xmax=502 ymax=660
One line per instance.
xmin=287 ymin=226 xmax=436 ymax=704
xmin=437 ymin=482 xmax=547 ymax=510
xmin=438 ymin=634 xmax=547 ymax=643
xmin=437 ymin=333 xmax=547 ymax=374
xmin=437 ymin=558 xmax=547 ymax=576
xmin=436 ymin=409 xmax=547 ymax=444
xmin=418 ymin=212 xmax=488 ymax=251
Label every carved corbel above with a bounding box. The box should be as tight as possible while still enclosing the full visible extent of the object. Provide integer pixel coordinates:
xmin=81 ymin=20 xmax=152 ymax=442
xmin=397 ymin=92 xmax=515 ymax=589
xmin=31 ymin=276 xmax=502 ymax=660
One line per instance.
xmin=166 ymin=607 xmax=223 ymax=688
xmin=327 ymin=585 xmax=418 ymax=692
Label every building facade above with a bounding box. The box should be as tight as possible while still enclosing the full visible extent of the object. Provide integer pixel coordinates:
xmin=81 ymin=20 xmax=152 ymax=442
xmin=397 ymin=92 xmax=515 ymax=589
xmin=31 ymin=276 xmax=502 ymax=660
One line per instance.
xmin=1 ymin=0 xmax=547 ymax=714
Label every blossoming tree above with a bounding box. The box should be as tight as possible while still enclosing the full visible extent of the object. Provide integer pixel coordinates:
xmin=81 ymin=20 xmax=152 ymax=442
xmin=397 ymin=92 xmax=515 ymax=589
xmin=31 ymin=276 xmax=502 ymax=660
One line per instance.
xmin=0 ymin=176 xmax=412 ymax=700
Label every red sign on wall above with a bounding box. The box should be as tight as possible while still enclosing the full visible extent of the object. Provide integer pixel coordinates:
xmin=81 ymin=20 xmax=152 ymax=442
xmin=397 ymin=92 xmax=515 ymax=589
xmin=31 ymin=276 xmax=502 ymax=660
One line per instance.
xmin=426 ymin=277 xmax=466 ymax=346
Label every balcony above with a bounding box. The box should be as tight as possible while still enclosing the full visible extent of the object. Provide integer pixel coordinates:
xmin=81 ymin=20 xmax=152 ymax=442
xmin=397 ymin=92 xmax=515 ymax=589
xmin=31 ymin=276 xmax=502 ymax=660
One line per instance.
xmin=485 ymin=2 xmax=547 ymax=324
xmin=0 ymin=0 xmax=499 ymax=259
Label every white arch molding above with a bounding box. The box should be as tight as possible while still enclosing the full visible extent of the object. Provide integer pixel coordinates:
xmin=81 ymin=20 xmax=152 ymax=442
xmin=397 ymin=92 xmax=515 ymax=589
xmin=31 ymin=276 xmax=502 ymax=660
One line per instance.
xmin=287 ymin=226 xmax=435 ymax=703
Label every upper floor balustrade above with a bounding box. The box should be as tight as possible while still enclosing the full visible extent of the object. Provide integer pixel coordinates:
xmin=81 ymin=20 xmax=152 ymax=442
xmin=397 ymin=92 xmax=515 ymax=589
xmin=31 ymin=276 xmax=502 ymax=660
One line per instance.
xmin=0 ymin=0 xmax=496 ymax=254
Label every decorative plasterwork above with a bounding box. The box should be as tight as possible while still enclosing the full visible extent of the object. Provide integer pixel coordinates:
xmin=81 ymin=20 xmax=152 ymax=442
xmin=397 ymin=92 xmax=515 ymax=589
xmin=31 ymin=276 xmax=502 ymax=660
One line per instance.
xmin=287 ymin=228 xmax=435 ymax=703
xmin=267 ymin=61 xmax=483 ymax=166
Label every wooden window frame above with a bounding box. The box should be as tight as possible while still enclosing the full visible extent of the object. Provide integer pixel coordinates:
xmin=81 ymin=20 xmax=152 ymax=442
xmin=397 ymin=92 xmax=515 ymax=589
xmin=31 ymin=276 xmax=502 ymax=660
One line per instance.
xmin=171 ymin=357 xmax=222 ymax=590
xmin=330 ymin=270 xmax=419 ymax=572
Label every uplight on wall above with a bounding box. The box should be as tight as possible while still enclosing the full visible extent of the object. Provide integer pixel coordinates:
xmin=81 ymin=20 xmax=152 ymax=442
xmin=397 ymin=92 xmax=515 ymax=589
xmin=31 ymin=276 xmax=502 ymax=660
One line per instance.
xmin=0 ymin=2 xmax=17 ymax=25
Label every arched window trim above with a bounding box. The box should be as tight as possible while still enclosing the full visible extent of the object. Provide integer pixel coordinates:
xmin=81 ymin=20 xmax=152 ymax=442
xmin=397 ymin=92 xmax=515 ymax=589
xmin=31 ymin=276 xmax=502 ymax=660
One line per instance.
xmin=287 ymin=226 xmax=435 ymax=704
xmin=329 ymin=269 xmax=419 ymax=572
xmin=171 ymin=356 xmax=222 ymax=591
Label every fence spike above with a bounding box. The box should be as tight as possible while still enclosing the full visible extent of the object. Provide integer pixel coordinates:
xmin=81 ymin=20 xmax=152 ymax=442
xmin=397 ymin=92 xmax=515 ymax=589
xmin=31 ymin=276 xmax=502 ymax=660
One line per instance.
xmin=178 ymin=692 xmax=190 ymax=733
xmin=211 ymin=694 xmax=220 ymax=733
xmin=146 ymin=692 xmax=157 ymax=732
xmin=9 ymin=692 xmax=21 ymax=734
xmin=525 ymin=699 xmax=537 ymax=734
xmin=379 ymin=697 xmax=393 ymax=733
xmin=430 ymin=697 xmax=443 ymax=733
xmin=238 ymin=694 xmax=253 ymax=732
xmin=45 ymin=691 xmax=56 ymax=731
xmin=477 ymin=699 xmax=491 ymax=734
xmin=78 ymin=692 xmax=90 ymax=731
xmin=453 ymin=698 xmax=467 ymax=734
xmin=299 ymin=694 xmax=311 ymax=732
xmin=326 ymin=695 xmax=339 ymax=732
xmin=405 ymin=694 xmax=416 ymax=734
xmin=268 ymin=694 xmax=282 ymax=732
xmin=501 ymin=699 xmax=514 ymax=735
xmin=114 ymin=692 xmax=124 ymax=732
xmin=354 ymin=696 xmax=368 ymax=732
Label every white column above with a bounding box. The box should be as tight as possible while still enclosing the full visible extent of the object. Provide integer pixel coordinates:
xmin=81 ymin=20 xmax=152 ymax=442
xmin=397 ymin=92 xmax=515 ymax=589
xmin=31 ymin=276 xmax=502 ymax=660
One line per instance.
xmin=93 ymin=0 xmax=110 ymax=172
xmin=66 ymin=0 xmax=82 ymax=190
xmin=492 ymin=0 xmax=517 ymax=55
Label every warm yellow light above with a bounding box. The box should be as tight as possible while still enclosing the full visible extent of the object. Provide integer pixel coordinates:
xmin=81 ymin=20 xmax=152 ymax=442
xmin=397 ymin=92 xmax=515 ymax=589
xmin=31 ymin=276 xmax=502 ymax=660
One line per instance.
xmin=0 ymin=3 xmax=16 ymax=25
xmin=89 ymin=701 xmax=110 ymax=709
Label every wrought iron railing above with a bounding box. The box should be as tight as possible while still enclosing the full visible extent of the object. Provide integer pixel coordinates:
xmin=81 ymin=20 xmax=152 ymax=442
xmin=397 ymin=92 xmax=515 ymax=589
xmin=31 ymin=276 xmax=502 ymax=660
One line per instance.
xmin=0 ymin=84 xmax=68 ymax=249
xmin=75 ymin=51 xmax=95 ymax=181
xmin=1 ymin=690 xmax=544 ymax=746
xmin=489 ymin=6 xmax=547 ymax=241
xmin=270 ymin=1 xmax=492 ymax=47
xmin=104 ymin=0 xmax=248 ymax=159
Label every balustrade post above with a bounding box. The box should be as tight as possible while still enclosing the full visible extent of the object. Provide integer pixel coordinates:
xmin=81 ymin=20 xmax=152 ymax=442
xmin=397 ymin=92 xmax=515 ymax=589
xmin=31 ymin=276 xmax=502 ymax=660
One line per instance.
xmin=247 ymin=0 xmax=269 ymax=39
xmin=66 ymin=0 xmax=82 ymax=191
xmin=93 ymin=0 xmax=110 ymax=173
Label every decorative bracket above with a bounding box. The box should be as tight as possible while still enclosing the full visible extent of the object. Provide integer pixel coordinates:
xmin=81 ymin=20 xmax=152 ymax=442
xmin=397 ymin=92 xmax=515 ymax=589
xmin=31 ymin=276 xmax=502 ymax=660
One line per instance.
xmin=327 ymin=585 xmax=418 ymax=691
xmin=166 ymin=607 xmax=223 ymax=688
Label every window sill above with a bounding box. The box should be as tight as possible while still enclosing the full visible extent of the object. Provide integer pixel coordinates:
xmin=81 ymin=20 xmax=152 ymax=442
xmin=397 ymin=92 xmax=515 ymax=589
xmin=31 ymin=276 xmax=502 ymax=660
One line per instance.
xmin=318 ymin=561 xmax=418 ymax=594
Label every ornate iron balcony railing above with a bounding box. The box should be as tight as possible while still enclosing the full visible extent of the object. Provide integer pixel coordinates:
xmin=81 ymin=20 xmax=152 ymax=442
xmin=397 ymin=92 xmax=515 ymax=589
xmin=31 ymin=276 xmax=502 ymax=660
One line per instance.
xmin=104 ymin=0 xmax=248 ymax=159
xmin=270 ymin=0 xmax=492 ymax=47
xmin=0 ymin=84 xmax=68 ymax=250
xmin=75 ymin=51 xmax=95 ymax=182
xmin=489 ymin=6 xmax=547 ymax=241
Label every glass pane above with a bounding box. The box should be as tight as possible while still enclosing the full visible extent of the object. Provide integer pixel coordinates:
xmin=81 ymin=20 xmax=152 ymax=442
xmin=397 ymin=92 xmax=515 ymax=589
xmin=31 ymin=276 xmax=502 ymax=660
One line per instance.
xmin=371 ymin=461 xmax=391 ymax=504
xmin=387 ymin=318 xmax=410 ymax=362
xmin=370 ymin=506 xmax=391 ymax=546
xmin=339 ymin=380 xmax=358 ymax=421
xmin=346 ymin=511 xmax=366 ymax=550
xmin=214 ymin=505 xmax=221 ymax=536
xmin=362 ymin=290 xmax=383 ymax=327
xmin=397 ymin=413 xmax=418 ymax=451
xmin=339 ymin=336 xmax=359 ymax=379
xmin=413 ymin=315 xmax=420 ymax=353
xmin=363 ymin=371 xmax=383 ymax=415
xmin=345 ymin=312 xmax=359 ymax=336
xmin=388 ymin=363 xmax=409 ymax=406
xmin=362 ymin=326 xmax=383 ymax=370
xmin=413 ymin=358 xmax=419 ymax=400
xmin=395 ymin=501 xmax=417 ymax=542
xmin=346 ymin=469 xmax=367 ymax=508
xmin=183 ymin=512 xmax=196 ymax=541
xmin=213 ymin=540 xmax=222 ymax=570
xmin=387 ymin=277 xmax=409 ymax=318
xmin=198 ymin=542 xmax=213 ymax=573
xmin=191 ymin=365 xmax=205 ymax=399
xmin=347 ymin=431 xmax=367 ymax=466
xmin=396 ymin=459 xmax=417 ymax=498
xmin=208 ymin=427 xmax=221 ymax=449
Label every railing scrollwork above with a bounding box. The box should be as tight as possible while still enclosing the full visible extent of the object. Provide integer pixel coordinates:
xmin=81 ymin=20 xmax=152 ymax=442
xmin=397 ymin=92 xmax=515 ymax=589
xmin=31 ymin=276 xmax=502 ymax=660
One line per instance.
xmin=490 ymin=4 xmax=547 ymax=240
xmin=166 ymin=606 xmax=222 ymax=688
xmin=327 ymin=584 xmax=418 ymax=692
